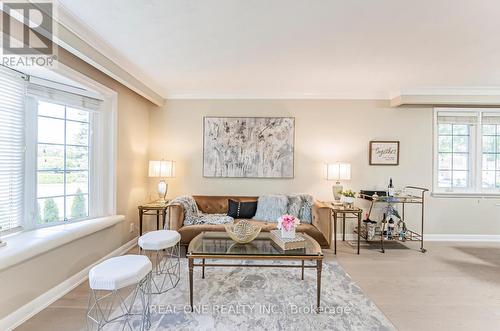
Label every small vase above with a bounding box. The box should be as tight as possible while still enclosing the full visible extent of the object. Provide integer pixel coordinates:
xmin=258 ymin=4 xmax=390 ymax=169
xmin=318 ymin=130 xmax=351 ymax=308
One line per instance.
xmin=342 ymin=196 xmax=355 ymax=208
xmin=281 ymin=227 xmax=296 ymax=239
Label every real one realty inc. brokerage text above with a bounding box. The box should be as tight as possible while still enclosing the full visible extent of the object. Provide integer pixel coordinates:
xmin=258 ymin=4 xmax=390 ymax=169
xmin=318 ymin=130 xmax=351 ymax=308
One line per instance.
xmin=151 ymin=303 xmax=352 ymax=315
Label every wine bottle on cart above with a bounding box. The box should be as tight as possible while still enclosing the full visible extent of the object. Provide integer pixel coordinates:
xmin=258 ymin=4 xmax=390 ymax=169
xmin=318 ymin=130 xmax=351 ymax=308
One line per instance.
xmin=388 ymin=178 xmax=395 ymax=197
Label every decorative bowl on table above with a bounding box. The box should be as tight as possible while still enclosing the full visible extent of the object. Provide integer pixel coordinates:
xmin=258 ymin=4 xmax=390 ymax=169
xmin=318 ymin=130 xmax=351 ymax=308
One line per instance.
xmin=224 ymin=220 xmax=262 ymax=244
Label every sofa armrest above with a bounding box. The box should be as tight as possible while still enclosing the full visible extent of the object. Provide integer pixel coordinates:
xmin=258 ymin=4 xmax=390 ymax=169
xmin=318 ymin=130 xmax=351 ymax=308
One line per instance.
xmin=168 ymin=204 xmax=184 ymax=231
xmin=312 ymin=201 xmax=331 ymax=247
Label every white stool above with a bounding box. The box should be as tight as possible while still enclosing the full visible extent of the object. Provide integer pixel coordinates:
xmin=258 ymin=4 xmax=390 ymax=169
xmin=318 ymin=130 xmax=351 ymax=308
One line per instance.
xmin=138 ymin=230 xmax=181 ymax=294
xmin=87 ymin=255 xmax=152 ymax=331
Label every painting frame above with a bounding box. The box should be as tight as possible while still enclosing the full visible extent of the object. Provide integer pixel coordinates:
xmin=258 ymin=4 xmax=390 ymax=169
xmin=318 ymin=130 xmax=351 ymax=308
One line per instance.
xmin=202 ymin=116 xmax=295 ymax=178
xmin=369 ymin=140 xmax=400 ymax=166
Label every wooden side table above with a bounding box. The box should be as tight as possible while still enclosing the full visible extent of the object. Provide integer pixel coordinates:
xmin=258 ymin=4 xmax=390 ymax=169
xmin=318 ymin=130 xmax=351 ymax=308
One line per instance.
xmin=328 ymin=204 xmax=363 ymax=255
xmin=138 ymin=201 xmax=170 ymax=236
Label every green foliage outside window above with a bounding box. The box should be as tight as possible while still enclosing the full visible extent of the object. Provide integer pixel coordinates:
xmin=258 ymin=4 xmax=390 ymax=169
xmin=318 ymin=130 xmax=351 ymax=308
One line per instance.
xmin=43 ymin=198 xmax=59 ymax=222
xmin=71 ymin=188 xmax=87 ymax=219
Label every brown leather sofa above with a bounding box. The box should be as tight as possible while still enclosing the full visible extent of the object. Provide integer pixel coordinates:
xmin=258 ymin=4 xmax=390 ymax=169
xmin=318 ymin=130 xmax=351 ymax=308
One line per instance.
xmin=167 ymin=195 xmax=332 ymax=248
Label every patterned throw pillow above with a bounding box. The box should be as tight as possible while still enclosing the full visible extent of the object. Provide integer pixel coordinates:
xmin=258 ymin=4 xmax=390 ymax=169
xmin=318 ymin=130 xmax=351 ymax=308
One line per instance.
xmin=286 ymin=195 xmax=302 ymax=218
xmin=253 ymin=195 xmax=289 ymax=222
xmin=298 ymin=194 xmax=314 ymax=224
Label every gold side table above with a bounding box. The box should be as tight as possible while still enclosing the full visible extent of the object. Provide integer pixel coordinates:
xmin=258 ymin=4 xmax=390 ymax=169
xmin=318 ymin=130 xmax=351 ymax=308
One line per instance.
xmin=138 ymin=201 xmax=170 ymax=236
xmin=328 ymin=204 xmax=363 ymax=255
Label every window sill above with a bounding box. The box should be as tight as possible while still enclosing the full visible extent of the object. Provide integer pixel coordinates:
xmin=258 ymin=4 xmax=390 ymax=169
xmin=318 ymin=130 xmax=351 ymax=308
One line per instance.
xmin=0 ymin=215 xmax=125 ymax=271
xmin=432 ymin=192 xmax=500 ymax=198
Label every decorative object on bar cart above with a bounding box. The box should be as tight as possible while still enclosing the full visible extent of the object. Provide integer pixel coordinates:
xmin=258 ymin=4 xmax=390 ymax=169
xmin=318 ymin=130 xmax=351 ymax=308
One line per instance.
xmin=362 ymin=212 xmax=377 ymax=240
xmin=148 ymin=159 xmax=175 ymax=203
xmin=224 ymin=220 xmax=262 ymax=244
xmin=325 ymin=162 xmax=351 ymax=201
xmin=277 ymin=214 xmax=300 ymax=239
xmin=382 ymin=200 xmax=408 ymax=241
xmin=270 ymin=230 xmax=306 ymax=250
xmin=340 ymin=190 xmax=356 ymax=208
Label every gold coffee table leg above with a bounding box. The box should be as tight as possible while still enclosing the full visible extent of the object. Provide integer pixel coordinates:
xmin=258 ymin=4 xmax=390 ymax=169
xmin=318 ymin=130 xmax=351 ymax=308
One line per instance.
xmin=301 ymin=260 xmax=304 ymax=280
xmin=188 ymin=257 xmax=194 ymax=312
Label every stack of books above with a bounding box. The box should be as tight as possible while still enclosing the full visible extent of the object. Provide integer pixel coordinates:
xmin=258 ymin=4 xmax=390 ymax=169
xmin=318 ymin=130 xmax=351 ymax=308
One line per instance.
xmin=270 ymin=230 xmax=306 ymax=250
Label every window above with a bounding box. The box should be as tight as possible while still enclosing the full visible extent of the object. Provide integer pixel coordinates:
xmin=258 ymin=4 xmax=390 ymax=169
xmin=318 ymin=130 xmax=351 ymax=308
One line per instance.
xmin=434 ymin=108 xmax=500 ymax=195
xmin=25 ymin=82 xmax=105 ymax=228
xmin=36 ymin=101 xmax=90 ymax=223
xmin=0 ymin=66 xmax=26 ymax=233
xmin=0 ymin=65 xmax=115 ymax=235
xmin=480 ymin=114 xmax=500 ymax=189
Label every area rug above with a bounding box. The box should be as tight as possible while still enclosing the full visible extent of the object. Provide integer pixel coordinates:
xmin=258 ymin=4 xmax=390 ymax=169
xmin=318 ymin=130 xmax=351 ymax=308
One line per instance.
xmin=117 ymin=259 xmax=395 ymax=331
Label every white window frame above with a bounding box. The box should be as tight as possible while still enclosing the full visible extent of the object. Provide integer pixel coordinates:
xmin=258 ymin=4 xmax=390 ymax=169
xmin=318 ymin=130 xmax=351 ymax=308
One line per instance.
xmin=433 ymin=107 xmax=500 ymax=197
xmin=22 ymin=63 xmax=117 ymax=230
xmin=25 ymin=98 xmax=93 ymax=227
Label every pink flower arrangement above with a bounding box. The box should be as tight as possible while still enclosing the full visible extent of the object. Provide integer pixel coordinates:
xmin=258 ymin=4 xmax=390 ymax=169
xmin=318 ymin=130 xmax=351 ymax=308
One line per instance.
xmin=277 ymin=214 xmax=300 ymax=231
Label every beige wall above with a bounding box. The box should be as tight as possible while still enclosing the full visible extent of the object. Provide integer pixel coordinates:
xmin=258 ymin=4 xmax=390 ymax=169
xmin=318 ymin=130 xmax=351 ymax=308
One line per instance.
xmin=149 ymin=99 xmax=500 ymax=235
xmin=0 ymin=223 xmax=125 ymax=319
xmin=0 ymin=50 xmax=156 ymax=321
xmin=59 ymin=51 xmax=155 ymax=240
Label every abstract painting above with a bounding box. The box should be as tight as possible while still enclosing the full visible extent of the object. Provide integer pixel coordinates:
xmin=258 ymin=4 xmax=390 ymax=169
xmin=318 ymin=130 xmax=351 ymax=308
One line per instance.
xmin=203 ymin=117 xmax=295 ymax=178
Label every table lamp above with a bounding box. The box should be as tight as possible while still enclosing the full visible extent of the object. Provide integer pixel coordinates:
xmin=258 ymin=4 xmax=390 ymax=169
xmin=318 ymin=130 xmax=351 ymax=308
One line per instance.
xmin=148 ymin=160 xmax=175 ymax=203
xmin=325 ymin=162 xmax=351 ymax=201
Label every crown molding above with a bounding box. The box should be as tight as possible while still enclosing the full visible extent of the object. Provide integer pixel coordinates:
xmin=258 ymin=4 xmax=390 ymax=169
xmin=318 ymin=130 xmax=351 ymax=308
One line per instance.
xmin=163 ymin=91 xmax=391 ymax=100
xmin=394 ymin=87 xmax=500 ymax=97
xmin=391 ymin=87 xmax=500 ymax=107
xmin=53 ymin=3 xmax=165 ymax=106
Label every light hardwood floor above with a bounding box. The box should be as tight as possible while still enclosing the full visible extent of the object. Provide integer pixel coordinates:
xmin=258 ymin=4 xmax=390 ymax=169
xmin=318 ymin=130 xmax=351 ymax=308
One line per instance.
xmin=15 ymin=241 xmax=500 ymax=331
xmin=335 ymin=241 xmax=500 ymax=330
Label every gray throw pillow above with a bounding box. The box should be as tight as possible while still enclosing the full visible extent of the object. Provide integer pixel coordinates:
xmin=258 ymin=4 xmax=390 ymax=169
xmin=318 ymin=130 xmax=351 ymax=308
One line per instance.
xmin=253 ymin=195 xmax=288 ymax=222
xmin=298 ymin=194 xmax=314 ymax=224
xmin=287 ymin=195 xmax=302 ymax=218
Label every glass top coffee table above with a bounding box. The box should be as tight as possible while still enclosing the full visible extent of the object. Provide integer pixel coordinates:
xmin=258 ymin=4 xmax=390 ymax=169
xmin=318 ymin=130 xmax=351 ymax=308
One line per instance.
xmin=187 ymin=231 xmax=324 ymax=312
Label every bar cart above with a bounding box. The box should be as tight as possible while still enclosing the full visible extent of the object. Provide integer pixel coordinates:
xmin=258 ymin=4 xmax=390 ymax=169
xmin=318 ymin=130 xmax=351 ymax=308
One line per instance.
xmin=358 ymin=186 xmax=429 ymax=253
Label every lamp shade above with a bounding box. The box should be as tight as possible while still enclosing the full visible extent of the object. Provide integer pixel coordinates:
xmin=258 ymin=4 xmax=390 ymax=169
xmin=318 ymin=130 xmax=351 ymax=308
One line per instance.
xmin=148 ymin=160 xmax=175 ymax=178
xmin=326 ymin=163 xmax=351 ymax=181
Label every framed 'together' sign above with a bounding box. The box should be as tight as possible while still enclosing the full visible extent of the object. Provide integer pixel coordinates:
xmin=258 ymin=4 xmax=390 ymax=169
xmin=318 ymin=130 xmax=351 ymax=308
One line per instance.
xmin=369 ymin=141 xmax=400 ymax=165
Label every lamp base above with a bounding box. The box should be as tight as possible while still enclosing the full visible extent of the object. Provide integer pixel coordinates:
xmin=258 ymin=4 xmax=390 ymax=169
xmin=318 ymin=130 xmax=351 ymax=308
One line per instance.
xmin=157 ymin=180 xmax=168 ymax=203
xmin=332 ymin=182 xmax=343 ymax=201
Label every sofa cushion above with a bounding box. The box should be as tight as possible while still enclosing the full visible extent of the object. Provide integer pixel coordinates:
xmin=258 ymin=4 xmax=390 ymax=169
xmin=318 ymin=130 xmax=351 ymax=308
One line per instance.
xmin=253 ymin=195 xmax=288 ymax=222
xmin=227 ymin=199 xmax=257 ymax=219
xmin=178 ymin=219 xmax=328 ymax=248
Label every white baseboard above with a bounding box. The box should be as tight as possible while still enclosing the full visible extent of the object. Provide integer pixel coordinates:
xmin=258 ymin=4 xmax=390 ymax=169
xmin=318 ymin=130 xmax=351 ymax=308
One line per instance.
xmin=425 ymin=234 xmax=500 ymax=242
xmin=1 ymin=237 xmax=138 ymax=331
xmin=337 ymin=233 xmax=500 ymax=242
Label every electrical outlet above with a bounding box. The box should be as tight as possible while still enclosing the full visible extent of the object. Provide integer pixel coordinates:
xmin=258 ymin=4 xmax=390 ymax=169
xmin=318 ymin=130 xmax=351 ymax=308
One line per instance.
xmin=129 ymin=222 xmax=135 ymax=233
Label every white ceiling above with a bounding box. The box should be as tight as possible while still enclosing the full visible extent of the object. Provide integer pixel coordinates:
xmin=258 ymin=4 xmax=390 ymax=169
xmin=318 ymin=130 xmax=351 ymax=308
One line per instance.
xmin=58 ymin=0 xmax=500 ymax=99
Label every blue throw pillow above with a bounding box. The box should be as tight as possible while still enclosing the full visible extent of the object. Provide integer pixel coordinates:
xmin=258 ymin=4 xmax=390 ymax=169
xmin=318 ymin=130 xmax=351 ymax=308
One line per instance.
xmin=253 ymin=195 xmax=288 ymax=222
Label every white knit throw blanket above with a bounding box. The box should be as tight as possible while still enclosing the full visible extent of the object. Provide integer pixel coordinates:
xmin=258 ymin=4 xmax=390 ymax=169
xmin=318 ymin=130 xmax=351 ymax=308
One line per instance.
xmin=164 ymin=196 xmax=234 ymax=228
